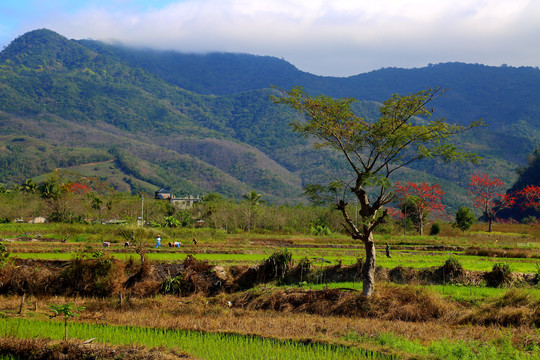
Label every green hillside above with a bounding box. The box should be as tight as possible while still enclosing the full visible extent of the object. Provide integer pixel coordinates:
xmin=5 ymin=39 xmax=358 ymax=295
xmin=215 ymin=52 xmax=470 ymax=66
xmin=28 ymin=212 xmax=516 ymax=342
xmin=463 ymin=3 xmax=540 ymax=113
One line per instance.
xmin=82 ymin=39 xmax=540 ymax=135
xmin=0 ymin=29 xmax=538 ymax=208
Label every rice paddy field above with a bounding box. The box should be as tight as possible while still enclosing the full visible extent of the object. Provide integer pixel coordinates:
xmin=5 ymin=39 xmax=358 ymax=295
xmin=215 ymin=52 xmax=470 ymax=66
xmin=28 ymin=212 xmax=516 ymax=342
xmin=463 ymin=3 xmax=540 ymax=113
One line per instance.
xmin=8 ymin=250 xmax=539 ymax=273
xmin=1 ymin=222 xmax=539 ymax=359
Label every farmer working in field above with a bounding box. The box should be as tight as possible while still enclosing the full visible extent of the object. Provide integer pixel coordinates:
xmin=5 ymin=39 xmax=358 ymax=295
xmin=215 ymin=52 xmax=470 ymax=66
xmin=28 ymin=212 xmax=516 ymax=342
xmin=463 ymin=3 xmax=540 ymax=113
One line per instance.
xmin=156 ymin=234 xmax=161 ymax=248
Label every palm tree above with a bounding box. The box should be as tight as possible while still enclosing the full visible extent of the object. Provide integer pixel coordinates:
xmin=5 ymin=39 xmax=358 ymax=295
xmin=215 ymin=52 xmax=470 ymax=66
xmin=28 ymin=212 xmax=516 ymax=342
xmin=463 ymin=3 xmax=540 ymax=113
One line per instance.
xmin=242 ymin=191 xmax=263 ymax=206
xmin=21 ymin=179 xmax=37 ymax=193
xmin=242 ymin=191 xmax=264 ymax=231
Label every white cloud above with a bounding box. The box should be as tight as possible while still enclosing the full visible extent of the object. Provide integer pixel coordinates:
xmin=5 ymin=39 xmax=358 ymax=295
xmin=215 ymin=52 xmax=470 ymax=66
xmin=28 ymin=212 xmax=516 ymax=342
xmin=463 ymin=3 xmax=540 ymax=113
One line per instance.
xmin=10 ymin=0 xmax=540 ymax=76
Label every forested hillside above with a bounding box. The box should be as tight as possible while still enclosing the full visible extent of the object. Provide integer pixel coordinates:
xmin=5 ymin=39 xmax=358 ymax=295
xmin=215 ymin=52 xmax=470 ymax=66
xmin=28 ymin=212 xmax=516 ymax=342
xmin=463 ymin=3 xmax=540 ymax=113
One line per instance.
xmin=0 ymin=29 xmax=539 ymax=207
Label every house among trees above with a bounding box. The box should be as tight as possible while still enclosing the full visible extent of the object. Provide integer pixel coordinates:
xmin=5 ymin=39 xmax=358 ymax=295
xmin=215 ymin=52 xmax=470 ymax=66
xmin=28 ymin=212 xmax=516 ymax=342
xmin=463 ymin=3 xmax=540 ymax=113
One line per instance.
xmin=154 ymin=188 xmax=171 ymax=200
xmin=170 ymin=195 xmax=201 ymax=210
xmin=155 ymin=188 xmax=201 ymax=209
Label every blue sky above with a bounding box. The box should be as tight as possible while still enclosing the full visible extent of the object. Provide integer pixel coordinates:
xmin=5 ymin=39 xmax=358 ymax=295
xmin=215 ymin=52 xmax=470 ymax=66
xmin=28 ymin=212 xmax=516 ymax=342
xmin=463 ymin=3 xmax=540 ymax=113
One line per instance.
xmin=1 ymin=0 xmax=539 ymax=76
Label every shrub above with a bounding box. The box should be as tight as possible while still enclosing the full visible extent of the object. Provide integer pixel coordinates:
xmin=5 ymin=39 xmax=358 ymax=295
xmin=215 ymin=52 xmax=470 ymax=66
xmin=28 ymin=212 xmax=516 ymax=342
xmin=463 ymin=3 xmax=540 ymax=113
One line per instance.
xmin=58 ymin=251 xmax=123 ymax=296
xmin=261 ymin=249 xmax=293 ymax=283
xmin=297 ymin=257 xmax=311 ymax=273
xmin=163 ymin=216 xmax=180 ymax=228
xmin=310 ymin=224 xmax=331 ymax=236
xmin=310 ymin=218 xmax=331 ymax=236
xmin=429 ymin=223 xmax=441 ymax=236
xmin=521 ymin=215 xmax=538 ymax=225
xmin=161 ymin=275 xmax=183 ymax=295
xmin=375 ymin=216 xmax=396 ymax=235
xmin=454 ymin=207 xmax=476 ymax=232
xmin=484 ymin=263 xmax=513 ymax=287
xmin=438 ymin=256 xmax=465 ymax=283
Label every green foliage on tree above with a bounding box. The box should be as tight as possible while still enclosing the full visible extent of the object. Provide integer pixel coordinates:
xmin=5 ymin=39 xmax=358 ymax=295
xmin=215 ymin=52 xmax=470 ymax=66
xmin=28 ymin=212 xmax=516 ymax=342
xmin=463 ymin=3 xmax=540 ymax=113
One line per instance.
xmin=202 ymin=192 xmax=223 ymax=202
xmin=163 ymin=215 xmax=180 ymax=228
xmin=429 ymin=223 xmax=441 ymax=236
xmin=310 ymin=219 xmax=332 ymax=236
xmin=512 ymin=148 xmax=540 ymax=191
xmin=242 ymin=190 xmax=264 ymax=206
xmin=303 ymin=181 xmax=344 ymax=207
xmin=454 ymin=206 xmax=477 ymax=232
xmin=49 ymin=303 xmax=85 ymax=340
xmin=399 ymin=196 xmax=426 ymax=234
xmin=20 ymin=179 xmax=37 ymax=193
xmin=273 ymin=86 xmax=481 ymax=296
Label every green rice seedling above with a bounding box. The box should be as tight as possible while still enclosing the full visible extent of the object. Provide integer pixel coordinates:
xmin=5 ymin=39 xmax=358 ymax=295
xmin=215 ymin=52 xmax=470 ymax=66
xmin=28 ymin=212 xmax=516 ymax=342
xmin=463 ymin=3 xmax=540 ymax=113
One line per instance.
xmin=343 ymin=330 xmax=538 ymax=360
xmin=0 ymin=355 xmax=19 ymax=360
xmin=0 ymin=317 xmax=398 ymax=360
xmin=9 ymin=250 xmax=540 ymax=273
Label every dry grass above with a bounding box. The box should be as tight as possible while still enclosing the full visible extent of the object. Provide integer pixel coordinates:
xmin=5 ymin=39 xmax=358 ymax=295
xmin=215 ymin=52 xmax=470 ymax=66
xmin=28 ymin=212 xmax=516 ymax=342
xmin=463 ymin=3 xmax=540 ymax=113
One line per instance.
xmin=458 ymin=288 xmax=540 ymax=327
xmin=230 ymin=285 xmax=454 ymax=322
xmin=2 ymin=224 xmax=540 ymax=358
xmin=1 ymin=285 xmax=538 ymax=352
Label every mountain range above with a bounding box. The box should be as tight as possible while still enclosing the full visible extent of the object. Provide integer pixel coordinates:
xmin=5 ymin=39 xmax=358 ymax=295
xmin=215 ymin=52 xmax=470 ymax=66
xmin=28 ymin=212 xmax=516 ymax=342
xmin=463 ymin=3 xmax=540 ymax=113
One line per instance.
xmin=1 ymin=29 xmax=539 ymax=208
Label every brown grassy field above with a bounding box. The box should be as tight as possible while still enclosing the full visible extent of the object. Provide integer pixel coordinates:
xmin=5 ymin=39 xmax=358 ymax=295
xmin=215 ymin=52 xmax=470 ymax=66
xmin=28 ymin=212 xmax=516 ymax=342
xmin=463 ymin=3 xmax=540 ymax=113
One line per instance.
xmin=0 ymin=286 xmax=538 ymax=359
xmin=1 ymin=222 xmax=539 ymax=359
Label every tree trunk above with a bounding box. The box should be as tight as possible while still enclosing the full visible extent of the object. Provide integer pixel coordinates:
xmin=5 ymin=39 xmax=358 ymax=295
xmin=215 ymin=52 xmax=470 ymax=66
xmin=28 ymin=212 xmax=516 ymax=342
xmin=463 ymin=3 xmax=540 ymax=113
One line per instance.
xmin=18 ymin=293 xmax=26 ymax=314
xmin=362 ymin=235 xmax=376 ymax=297
xmin=419 ymin=216 xmax=424 ymax=236
xmin=488 ymin=218 xmax=493 ymax=233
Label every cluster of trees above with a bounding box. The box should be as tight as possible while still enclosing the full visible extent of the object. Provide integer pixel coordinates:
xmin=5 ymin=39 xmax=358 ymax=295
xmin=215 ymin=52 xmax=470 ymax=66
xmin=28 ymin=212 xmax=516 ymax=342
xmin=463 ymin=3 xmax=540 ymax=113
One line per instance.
xmin=3 ymin=161 xmax=535 ymax=240
xmin=0 ymin=170 xmax=343 ymax=233
xmin=388 ymin=172 xmax=540 ymax=236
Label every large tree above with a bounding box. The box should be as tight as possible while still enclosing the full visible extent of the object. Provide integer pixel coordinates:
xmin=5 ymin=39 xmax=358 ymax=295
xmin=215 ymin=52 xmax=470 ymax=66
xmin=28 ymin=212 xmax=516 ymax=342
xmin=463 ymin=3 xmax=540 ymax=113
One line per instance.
xmin=273 ymin=87 xmax=480 ymax=296
xmin=468 ymin=173 xmax=515 ymax=233
xmin=395 ymin=182 xmax=445 ymax=235
xmin=517 ymin=185 xmax=540 ymax=212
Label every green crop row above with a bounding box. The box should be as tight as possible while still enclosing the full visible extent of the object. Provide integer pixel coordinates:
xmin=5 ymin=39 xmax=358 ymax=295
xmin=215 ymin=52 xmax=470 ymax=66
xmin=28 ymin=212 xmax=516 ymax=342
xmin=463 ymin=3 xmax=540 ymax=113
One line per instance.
xmin=289 ymin=282 xmax=540 ymax=303
xmin=342 ymin=331 xmax=539 ymax=360
xmin=10 ymin=250 xmax=540 ymax=273
xmin=0 ymin=317 xmax=397 ymax=360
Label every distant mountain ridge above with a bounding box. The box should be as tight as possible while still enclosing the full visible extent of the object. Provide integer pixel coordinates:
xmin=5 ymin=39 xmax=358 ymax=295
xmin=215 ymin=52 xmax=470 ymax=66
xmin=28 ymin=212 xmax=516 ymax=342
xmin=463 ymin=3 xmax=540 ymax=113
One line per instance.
xmin=1 ymin=29 xmax=539 ymax=207
xmin=79 ymin=38 xmax=540 ymax=134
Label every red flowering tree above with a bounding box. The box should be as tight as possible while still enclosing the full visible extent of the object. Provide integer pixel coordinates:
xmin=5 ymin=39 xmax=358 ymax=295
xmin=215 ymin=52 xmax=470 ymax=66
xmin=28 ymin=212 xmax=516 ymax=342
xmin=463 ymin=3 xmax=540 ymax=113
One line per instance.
xmin=467 ymin=173 xmax=515 ymax=232
xmin=66 ymin=182 xmax=92 ymax=195
xmin=517 ymin=185 xmax=540 ymax=211
xmin=395 ymin=182 xmax=445 ymax=235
